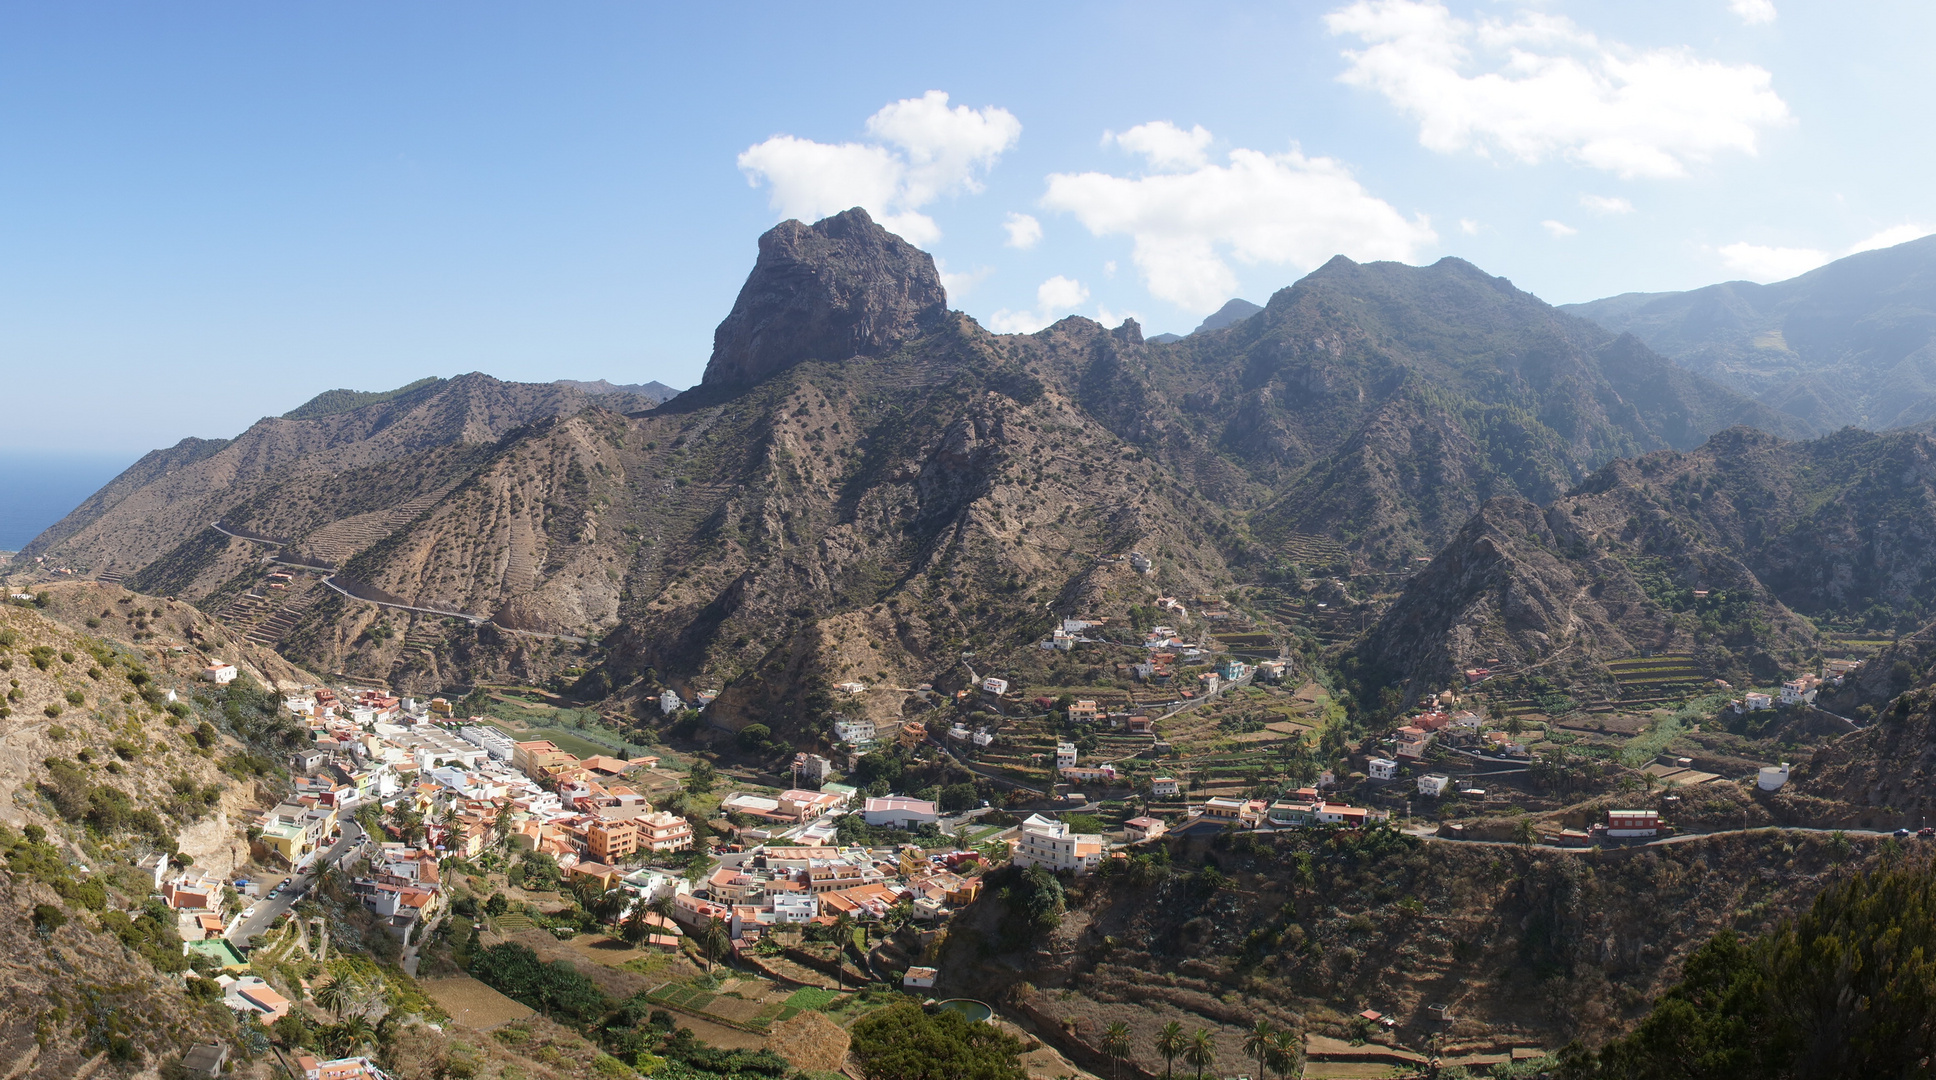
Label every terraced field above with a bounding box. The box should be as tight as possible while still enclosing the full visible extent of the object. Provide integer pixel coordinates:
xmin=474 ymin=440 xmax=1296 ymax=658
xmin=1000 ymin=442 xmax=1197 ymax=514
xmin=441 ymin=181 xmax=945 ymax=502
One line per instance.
xmin=1824 ymin=634 xmax=1894 ymax=655
xmin=1274 ymin=532 xmax=1349 ymax=569
xmin=1604 ymin=655 xmax=1711 ymax=706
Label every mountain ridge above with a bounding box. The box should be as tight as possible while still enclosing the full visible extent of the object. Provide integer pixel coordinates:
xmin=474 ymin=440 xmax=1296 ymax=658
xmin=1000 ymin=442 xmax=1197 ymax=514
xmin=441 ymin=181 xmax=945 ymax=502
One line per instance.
xmin=1564 ymin=233 xmax=1936 ymax=432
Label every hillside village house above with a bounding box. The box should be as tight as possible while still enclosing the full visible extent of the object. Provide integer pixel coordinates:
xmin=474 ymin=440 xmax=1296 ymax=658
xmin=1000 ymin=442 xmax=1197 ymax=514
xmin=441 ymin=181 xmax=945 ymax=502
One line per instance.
xmin=1012 ymin=814 xmax=1108 ymax=874
xmin=1124 ymin=816 xmax=1166 ymax=842
xmin=1201 ymin=796 xmax=1261 ymax=826
xmin=1068 ymin=699 xmax=1101 ymax=722
xmin=1055 ymin=742 xmax=1079 ymax=769
xmin=1417 ymin=773 xmax=1451 ymax=797
xmin=1780 ymin=676 xmax=1822 ymax=705
xmin=1151 ymin=776 xmax=1180 ymax=797
xmin=1394 ymin=726 xmax=1432 ymax=759
xmin=202 ymin=661 xmax=237 ymax=684
xmin=1368 ymin=757 xmax=1399 ymax=781
xmin=981 ymin=677 xmax=1009 ymax=696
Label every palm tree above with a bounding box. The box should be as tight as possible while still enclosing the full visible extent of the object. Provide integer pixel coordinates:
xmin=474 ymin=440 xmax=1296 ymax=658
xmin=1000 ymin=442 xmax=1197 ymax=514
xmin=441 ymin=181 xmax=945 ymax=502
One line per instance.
xmin=647 ymin=893 xmax=677 ymax=926
xmin=1264 ymin=1030 xmax=1302 ymax=1080
xmin=1102 ymin=1020 xmax=1133 ymax=1080
xmin=701 ymin=915 xmax=730 ymax=974
xmin=1184 ymin=1028 xmax=1216 ymax=1080
xmin=831 ymin=911 xmax=855 ymax=989
xmin=1244 ymin=1019 xmax=1275 ymax=1080
xmin=312 ymin=975 xmax=350 ymax=1018
xmin=621 ymin=903 xmax=651 ymax=946
xmin=326 ymin=1015 xmax=375 ymax=1057
xmin=1156 ymin=1020 xmax=1186 ymax=1080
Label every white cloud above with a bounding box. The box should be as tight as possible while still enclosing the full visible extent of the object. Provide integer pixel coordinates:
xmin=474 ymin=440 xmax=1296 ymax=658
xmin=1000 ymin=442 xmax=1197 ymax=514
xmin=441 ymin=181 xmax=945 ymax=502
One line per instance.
xmin=1542 ymin=219 xmax=1578 ymax=238
xmin=738 ymin=90 xmax=1021 ymax=247
xmin=1096 ymin=304 xmax=1144 ymax=329
xmin=936 ymin=259 xmax=993 ymax=300
xmin=1716 ymin=222 xmax=1931 ymax=282
xmin=1729 ymin=0 xmax=1777 ymax=26
xmin=1580 ymin=194 xmax=1634 ymax=214
xmin=1459 ymin=218 xmax=1481 ymax=235
xmin=1106 ymin=121 xmax=1214 ymax=171
xmin=1041 ymin=131 xmax=1435 ymax=313
xmin=1326 ymin=0 xmax=1790 ymax=179
xmin=1103 ymin=260 xmax=1119 ymax=277
xmin=1718 ymin=242 xmax=1828 ymax=281
xmin=1003 ymin=212 xmax=1043 ymax=249
xmin=1847 ymin=223 xmax=1929 ymax=254
xmin=989 ymin=276 xmax=1091 ymax=334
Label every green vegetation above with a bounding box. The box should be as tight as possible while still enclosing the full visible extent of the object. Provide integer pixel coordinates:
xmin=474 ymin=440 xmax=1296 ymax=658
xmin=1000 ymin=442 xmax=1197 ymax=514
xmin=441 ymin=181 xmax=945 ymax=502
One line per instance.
xmin=282 ymin=376 xmax=444 ymax=419
xmin=1579 ymin=856 xmax=1936 ymax=1078
xmin=849 ymin=1001 xmax=1027 ymax=1080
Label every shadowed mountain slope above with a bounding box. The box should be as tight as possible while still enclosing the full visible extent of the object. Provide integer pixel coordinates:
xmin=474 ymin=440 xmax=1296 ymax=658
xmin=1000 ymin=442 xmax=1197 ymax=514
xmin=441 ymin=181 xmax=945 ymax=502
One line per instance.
xmin=1355 ymin=424 xmax=1936 ymax=699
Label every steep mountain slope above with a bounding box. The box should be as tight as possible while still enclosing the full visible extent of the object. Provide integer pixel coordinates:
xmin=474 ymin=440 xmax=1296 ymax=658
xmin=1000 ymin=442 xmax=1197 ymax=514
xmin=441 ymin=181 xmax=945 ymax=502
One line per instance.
xmin=34 ymin=208 xmax=1820 ymax=721
xmin=22 ymin=374 xmax=657 ymax=583
xmin=1138 ymin=255 xmax=1806 ymax=565
xmin=279 ymin=211 xmax=1247 ymax=717
xmin=1777 ymin=677 xmax=1936 ymax=828
xmin=1564 ymin=233 xmax=1936 ymax=431
xmin=1356 ymin=425 xmax=1936 ymax=697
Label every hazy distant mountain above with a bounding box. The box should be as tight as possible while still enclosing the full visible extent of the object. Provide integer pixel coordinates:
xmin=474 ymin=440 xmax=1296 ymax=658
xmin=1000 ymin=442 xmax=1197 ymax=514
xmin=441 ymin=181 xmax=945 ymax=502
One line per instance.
xmin=1191 ymin=297 xmax=1263 ymax=334
xmin=1563 ymin=234 xmax=1936 ymax=432
xmin=553 ymin=378 xmax=682 ymax=403
xmin=1147 ymin=297 xmax=1263 ymax=344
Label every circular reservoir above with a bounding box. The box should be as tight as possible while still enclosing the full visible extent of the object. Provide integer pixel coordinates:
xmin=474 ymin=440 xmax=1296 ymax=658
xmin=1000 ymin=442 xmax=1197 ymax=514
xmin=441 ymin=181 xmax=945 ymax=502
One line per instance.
xmin=934 ymin=998 xmax=994 ymax=1024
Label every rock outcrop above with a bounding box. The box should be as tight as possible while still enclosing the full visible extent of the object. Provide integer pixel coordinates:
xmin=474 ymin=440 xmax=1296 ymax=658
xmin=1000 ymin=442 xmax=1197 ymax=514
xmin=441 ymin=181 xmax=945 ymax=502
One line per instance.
xmin=701 ymin=207 xmax=949 ymax=391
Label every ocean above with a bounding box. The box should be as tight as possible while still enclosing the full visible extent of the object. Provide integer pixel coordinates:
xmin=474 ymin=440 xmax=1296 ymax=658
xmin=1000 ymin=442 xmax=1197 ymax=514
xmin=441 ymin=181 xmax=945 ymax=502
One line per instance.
xmin=0 ymin=451 xmax=136 ymax=552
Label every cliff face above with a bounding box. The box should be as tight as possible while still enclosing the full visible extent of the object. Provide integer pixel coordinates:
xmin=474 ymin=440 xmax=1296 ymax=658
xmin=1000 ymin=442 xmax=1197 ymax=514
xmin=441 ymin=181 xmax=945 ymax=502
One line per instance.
xmin=701 ymin=208 xmax=949 ymax=391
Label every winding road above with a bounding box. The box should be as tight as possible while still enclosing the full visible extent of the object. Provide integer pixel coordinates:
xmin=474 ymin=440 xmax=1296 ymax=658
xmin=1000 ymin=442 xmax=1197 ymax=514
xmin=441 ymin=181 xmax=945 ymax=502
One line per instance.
xmin=227 ymin=818 xmax=367 ymax=946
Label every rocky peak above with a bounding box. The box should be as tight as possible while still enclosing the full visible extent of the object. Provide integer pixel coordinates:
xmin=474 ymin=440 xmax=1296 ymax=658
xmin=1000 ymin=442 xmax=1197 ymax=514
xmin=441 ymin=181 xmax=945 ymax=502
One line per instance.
xmin=701 ymin=207 xmax=949 ymax=391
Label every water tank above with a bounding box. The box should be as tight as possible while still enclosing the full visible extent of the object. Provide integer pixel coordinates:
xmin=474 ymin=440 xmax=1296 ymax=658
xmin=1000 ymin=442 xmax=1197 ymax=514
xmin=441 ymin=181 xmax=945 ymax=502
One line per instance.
xmin=1758 ymin=763 xmax=1790 ymax=791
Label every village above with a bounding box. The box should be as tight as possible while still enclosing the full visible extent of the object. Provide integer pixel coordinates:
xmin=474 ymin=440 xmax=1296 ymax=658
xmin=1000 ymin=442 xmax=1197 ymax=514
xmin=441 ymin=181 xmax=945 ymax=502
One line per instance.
xmin=136 ymin=576 xmax=1878 ymax=1080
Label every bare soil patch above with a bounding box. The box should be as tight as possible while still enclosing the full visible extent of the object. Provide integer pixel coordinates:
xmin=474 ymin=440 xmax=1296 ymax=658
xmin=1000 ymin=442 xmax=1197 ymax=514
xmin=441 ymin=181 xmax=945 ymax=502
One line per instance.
xmin=421 ymin=976 xmax=535 ymax=1030
xmin=762 ymin=1010 xmax=850 ymax=1072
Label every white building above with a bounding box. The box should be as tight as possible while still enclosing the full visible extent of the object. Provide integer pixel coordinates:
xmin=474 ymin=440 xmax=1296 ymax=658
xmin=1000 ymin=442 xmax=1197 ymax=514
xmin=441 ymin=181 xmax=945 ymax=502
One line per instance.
xmin=1012 ymin=814 xmax=1107 ymax=875
xmin=202 ymin=662 xmax=238 ymax=684
xmin=1417 ymin=773 xmax=1451 ymax=797
xmin=834 ymin=717 xmax=878 ymax=746
xmin=457 ymin=724 xmax=517 ymax=762
xmin=1151 ymin=776 xmax=1179 ymax=797
xmin=903 ymin=966 xmax=939 ymax=990
xmin=1055 ymin=742 xmax=1078 ymax=769
xmin=982 ymin=677 xmax=1009 ymax=696
xmin=770 ymin=892 xmax=818 ymax=923
xmin=862 ymin=796 xmax=939 ymax=829
xmin=1368 ymin=758 xmax=1399 ymax=781
xmin=659 ymin=689 xmax=684 ymax=715
xmin=1757 ymin=763 xmax=1790 ymax=791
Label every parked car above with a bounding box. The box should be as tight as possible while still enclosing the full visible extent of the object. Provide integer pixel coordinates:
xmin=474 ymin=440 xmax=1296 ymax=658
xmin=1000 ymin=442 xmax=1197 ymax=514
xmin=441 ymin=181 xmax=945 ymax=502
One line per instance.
xmin=1895 ymin=828 xmax=1912 ymax=838
xmin=1919 ymin=827 xmax=1934 ymax=838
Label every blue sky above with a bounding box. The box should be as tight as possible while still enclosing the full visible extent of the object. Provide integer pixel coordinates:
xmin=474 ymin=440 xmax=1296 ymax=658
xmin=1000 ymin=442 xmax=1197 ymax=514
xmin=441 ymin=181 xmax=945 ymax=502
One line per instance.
xmin=2 ymin=1 xmax=1932 ymax=454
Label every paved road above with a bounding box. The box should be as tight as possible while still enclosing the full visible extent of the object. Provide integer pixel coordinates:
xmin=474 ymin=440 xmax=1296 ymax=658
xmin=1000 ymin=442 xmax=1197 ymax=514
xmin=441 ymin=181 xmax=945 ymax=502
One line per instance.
xmin=228 ymin=818 xmax=367 ymax=946
xmin=1394 ymin=822 xmax=1902 ymax=851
